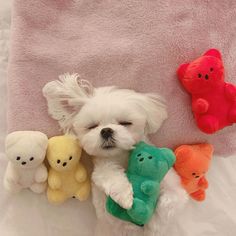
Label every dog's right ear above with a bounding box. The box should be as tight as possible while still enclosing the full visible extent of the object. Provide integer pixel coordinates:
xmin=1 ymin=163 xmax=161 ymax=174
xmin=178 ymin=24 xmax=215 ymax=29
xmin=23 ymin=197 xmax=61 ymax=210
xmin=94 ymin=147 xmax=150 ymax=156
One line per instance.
xmin=42 ymin=73 xmax=94 ymax=134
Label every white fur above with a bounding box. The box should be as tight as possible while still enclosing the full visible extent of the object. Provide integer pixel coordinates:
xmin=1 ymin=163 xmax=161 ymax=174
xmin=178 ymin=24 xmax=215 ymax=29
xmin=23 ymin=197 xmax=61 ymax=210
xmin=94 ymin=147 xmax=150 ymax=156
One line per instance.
xmin=43 ymin=73 xmax=189 ymax=235
xmin=4 ymin=131 xmax=48 ymax=194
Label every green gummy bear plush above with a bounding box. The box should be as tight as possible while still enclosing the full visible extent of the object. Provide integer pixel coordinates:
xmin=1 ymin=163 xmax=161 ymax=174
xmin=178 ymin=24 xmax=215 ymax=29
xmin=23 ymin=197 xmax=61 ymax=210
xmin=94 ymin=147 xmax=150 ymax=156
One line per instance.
xmin=106 ymin=141 xmax=176 ymax=226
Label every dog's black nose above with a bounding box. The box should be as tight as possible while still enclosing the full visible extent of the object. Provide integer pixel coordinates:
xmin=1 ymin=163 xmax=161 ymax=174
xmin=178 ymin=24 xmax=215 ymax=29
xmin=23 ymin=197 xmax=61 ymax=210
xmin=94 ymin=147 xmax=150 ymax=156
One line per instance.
xmin=205 ymin=74 xmax=209 ymax=80
xmin=21 ymin=161 xmax=26 ymax=165
xmin=100 ymin=128 xmax=114 ymax=139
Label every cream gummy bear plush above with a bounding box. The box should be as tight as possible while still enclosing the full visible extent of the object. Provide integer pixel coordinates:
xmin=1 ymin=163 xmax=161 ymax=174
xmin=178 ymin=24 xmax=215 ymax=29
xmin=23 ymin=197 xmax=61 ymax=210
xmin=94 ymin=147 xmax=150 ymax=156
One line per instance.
xmin=4 ymin=131 xmax=48 ymax=194
xmin=46 ymin=135 xmax=90 ymax=204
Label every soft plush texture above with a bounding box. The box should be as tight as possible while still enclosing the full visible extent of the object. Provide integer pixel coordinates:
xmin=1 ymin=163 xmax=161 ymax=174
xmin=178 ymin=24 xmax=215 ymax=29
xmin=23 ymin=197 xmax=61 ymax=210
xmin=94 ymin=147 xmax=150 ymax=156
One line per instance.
xmin=47 ymin=135 xmax=90 ymax=204
xmin=7 ymin=0 xmax=236 ymax=156
xmin=177 ymin=49 xmax=236 ymax=134
xmin=4 ymin=131 xmax=48 ymax=194
xmin=106 ymin=141 xmax=175 ymax=226
xmin=174 ymin=143 xmax=213 ymax=201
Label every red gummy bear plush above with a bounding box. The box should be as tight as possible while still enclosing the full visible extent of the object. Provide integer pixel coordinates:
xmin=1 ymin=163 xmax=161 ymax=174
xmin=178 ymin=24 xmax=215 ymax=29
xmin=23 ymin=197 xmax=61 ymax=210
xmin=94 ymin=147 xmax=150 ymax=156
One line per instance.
xmin=177 ymin=49 xmax=236 ymax=134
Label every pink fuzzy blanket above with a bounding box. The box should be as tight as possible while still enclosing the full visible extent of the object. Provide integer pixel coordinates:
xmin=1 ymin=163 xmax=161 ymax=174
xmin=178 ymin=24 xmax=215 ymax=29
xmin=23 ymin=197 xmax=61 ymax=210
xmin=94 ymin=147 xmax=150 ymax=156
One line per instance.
xmin=7 ymin=0 xmax=236 ymax=156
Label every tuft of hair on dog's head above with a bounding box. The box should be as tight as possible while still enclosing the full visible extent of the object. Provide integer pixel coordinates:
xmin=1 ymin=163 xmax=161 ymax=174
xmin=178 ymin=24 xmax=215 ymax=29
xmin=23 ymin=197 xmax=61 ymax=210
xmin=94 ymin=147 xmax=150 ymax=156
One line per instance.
xmin=42 ymin=73 xmax=94 ymax=134
xmin=43 ymin=73 xmax=168 ymax=157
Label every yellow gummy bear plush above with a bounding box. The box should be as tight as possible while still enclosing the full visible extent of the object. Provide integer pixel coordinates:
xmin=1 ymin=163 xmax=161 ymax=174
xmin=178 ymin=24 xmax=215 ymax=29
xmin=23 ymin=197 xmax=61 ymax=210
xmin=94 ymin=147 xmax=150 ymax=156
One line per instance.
xmin=46 ymin=135 xmax=90 ymax=204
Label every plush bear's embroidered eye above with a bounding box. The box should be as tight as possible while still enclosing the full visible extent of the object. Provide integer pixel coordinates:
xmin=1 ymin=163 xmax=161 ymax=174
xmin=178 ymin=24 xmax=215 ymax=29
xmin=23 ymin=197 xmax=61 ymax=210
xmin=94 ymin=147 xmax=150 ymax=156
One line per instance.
xmin=30 ymin=157 xmax=34 ymax=161
xmin=192 ymin=173 xmax=196 ymax=175
xmin=198 ymin=74 xmax=202 ymax=78
xmin=69 ymin=156 xmax=73 ymax=160
xmin=148 ymin=156 xmax=153 ymax=159
xmin=57 ymin=160 xmax=61 ymax=164
xmin=210 ymin=67 xmax=214 ymax=72
xmin=16 ymin=156 xmax=21 ymax=161
xmin=137 ymin=153 xmax=142 ymax=157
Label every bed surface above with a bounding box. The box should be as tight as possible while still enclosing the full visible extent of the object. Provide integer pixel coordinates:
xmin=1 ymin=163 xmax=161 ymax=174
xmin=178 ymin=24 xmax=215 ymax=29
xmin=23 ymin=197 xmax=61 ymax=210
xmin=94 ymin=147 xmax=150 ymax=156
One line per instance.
xmin=0 ymin=1 xmax=236 ymax=235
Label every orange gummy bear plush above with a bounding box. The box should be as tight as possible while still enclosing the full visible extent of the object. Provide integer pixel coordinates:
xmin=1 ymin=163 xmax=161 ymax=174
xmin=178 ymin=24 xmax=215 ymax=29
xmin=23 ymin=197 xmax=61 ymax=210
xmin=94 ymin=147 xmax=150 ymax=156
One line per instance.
xmin=174 ymin=144 xmax=213 ymax=201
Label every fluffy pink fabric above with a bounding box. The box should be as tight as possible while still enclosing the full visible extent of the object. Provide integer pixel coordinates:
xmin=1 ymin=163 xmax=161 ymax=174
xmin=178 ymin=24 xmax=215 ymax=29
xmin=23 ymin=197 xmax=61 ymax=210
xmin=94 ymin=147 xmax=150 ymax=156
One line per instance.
xmin=7 ymin=0 xmax=236 ymax=156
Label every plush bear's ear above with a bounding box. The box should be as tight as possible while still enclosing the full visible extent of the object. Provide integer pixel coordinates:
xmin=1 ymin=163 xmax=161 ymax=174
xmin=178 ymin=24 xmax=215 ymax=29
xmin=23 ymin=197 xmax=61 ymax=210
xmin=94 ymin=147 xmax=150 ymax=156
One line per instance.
xmin=174 ymin=145 xmax=193 ymax=165
xmin=177 ymin=63 xmax=189 ymax=81
xmin=34 ymin=132 xmax=48 ymax=151
xmin=77 ymin=139 xmax=81 ymax=147
xmin=198 ymin=143 xmax=214 ymax=160
xmin=203 ymin=49 xmax=222 ymax=60
xmin=160 ymin=148 xmax=176 ymax=169
xmin=5 ymin=132 xmax=22 ymax=151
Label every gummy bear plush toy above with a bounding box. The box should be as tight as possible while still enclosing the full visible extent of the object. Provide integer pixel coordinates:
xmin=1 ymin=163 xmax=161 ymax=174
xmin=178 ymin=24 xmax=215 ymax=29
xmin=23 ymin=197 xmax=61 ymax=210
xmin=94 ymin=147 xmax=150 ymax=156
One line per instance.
xmin=4 ymin=131 xmax=48 ymax=194
xmin=177 ymin=49 xmax=236 ymax=134
xmin=174 ymin=144 xmax=213 ymax=201
xmin=106 ymin=141 xmax=176 ymax=226
xmin=46 ymin=135 xmax=90 ymax=204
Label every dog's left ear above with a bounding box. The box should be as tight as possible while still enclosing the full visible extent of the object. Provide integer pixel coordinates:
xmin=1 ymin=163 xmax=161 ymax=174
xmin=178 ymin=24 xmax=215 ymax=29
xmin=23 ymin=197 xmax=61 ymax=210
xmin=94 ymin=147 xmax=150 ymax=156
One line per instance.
xmin=138 ymin=93 xmax=168 ymax=134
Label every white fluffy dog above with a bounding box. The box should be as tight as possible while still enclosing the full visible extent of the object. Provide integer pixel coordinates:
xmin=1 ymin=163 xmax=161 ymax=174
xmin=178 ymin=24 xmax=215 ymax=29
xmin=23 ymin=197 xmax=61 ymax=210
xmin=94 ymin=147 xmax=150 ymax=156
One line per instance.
xmin=43 ymin=73 xmax=188 ymax=236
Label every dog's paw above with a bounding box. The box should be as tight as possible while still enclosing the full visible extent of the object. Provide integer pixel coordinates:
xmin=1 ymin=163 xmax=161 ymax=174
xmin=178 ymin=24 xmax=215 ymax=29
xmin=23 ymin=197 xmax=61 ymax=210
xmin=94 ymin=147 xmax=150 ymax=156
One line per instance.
xmin=109 ymin=181 xmax=133 ymax=209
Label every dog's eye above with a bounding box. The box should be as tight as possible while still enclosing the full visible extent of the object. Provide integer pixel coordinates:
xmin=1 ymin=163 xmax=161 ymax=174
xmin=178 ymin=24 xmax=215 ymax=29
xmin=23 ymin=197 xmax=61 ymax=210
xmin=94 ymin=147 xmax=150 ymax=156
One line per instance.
xmin=16 ymin=156 xmax=21 ymax=161
xmin=119 ymin=121 xmax=132 ymax=126
xmin=87 ymin=124 xmax=98 ymax=130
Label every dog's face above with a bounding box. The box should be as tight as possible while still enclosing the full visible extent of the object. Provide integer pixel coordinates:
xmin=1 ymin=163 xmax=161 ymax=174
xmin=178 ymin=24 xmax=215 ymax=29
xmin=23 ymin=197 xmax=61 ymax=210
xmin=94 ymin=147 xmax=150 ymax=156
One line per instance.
xmin=43 ymin=74 xmax=167 ymax=158
xmin=73 ymin=88 xmax=150 ymax=157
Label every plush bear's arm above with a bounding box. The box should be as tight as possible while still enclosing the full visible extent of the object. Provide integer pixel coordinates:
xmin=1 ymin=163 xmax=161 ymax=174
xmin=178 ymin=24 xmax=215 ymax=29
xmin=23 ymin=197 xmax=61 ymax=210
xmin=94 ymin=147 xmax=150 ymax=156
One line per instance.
xmin=48 ymin=170 xmax=61 ymax=190
xmin=75 ymin=163 xmax=87 ymax=183
xmin=192 ymin=98 xmax=209 ymax=114
xmin=3 ymin=163 xmax=22 ymax=193
xmin=35 ymin=164 xmax=48 ymax=183
xmin=92 ymin=158 xmax=133 ymax=209
xmin=141 ymin=180 xmax=159 ymax=196
xmin=225 ymin=83 xmax=236 ymax=100
xmin=198 ymin=176 xmax=208 ymax=189
xmin=5 ymin=162 xmax=19 ymax=184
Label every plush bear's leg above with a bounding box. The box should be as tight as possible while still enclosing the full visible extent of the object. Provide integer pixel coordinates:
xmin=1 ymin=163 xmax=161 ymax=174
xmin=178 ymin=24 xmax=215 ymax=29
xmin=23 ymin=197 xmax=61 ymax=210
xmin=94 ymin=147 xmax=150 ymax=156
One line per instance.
xmin=127 ymin=198 xmax=149 ymax=225
xmin=228 ymin=107 xmax=236 ymax=123
xmin=190 ymin=190 xmax=205 ymax=201
xmin=3 ymin=164 xmax=22 ymax=193
xmin=30 ymin=182 xmax=47 ymax=194
xmin=74 ymin=179 xmax=91 ymax=201
xmin=197 ymin=115 xmax=219 ymax=134
xmin=47 ymin=187 xmax=67 ymax=204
